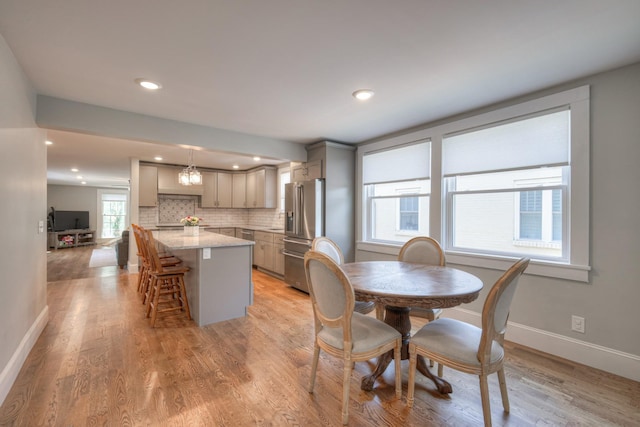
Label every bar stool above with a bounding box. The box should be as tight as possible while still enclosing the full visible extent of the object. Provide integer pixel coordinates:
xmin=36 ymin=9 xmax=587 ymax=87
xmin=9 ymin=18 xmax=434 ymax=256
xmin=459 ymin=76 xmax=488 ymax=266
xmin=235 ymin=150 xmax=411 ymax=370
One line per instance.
xmin=142 ymin=229 xmax=191 ymax=327
xmin=131 ymin=224 xmax=182 ymax=304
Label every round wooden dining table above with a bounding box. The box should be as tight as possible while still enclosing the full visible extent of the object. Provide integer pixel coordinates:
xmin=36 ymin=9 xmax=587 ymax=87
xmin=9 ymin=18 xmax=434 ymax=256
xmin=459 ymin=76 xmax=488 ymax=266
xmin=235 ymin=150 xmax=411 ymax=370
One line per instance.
xmin=340 ymin=261 xmax=483 ymax=394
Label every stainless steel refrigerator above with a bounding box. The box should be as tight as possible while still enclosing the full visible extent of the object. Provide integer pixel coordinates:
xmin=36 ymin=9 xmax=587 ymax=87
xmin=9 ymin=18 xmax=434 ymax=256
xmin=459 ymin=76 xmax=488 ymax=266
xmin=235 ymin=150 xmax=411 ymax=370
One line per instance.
xmin=283 ymin=179 xmax=324 ymax=292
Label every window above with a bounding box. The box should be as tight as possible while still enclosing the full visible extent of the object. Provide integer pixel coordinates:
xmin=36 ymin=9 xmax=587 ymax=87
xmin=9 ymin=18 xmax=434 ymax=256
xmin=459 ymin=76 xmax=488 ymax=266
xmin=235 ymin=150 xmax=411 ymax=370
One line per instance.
xmin=278 ymin=167 xmax=290 ymax=212
xmin=99 ymin=190 xmax=128 ymax=239
xmin=399 ymin=196 xmax=419 ymax=231
xmin=444 ymin=110 xmax=570 ymax=260
xmin=362 ymin=141 xmax=430 ymax=244
xmin=356 ymin=85 xmax=590 ymax=281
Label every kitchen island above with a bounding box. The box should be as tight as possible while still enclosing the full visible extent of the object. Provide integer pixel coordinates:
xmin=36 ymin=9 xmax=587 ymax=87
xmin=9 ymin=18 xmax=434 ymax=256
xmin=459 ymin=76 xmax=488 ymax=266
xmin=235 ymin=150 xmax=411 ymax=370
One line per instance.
xmin=153 ymin=229 xmax=255 ymax=327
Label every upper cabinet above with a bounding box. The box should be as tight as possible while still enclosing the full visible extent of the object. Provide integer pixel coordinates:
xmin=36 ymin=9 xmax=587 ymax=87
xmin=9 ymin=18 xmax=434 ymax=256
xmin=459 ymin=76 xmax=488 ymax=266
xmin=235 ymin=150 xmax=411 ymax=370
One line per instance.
xmin=232 ymin=173 xmax=247 ymax=208
xmin=139 ymin=165 xmax=158 ymax=206
xmin=138 ymin=164 xmax=277 ymax=209
xmin=291 ymin=159 xmax=323 ymax=181
xmin=201 ymin=171 xmax=233 ymax=208
xmin=246 ymin=167 xmax=277 ymax=208
xmin=157 ymin=166 xmax=204 ymax=196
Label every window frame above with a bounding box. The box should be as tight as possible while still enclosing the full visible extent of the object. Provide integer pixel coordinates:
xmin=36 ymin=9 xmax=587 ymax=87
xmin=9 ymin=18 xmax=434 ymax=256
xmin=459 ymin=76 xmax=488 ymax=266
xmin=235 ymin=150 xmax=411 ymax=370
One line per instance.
xmin=356 ymin=85 xmax=590 ymax=281
xmin=97 ymin=189 xmax=129 ymax=239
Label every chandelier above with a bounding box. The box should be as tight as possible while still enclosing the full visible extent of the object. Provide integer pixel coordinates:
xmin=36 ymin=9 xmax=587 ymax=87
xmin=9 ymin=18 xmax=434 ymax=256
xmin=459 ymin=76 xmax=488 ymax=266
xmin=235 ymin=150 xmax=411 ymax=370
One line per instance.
xmin=178 ymin=149 xmax=202 ymax=186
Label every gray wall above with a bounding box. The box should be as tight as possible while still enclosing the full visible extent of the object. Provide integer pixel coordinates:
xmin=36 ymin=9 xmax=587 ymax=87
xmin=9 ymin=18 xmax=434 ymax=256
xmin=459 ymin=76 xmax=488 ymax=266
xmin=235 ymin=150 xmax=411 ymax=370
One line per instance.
xmin=47 ymin=184 xmax=102 ymax=232
xmin=356 ymin=62 xmax=640 ymax=379
xmin=0 ymin=34 xmax=48 ymax=404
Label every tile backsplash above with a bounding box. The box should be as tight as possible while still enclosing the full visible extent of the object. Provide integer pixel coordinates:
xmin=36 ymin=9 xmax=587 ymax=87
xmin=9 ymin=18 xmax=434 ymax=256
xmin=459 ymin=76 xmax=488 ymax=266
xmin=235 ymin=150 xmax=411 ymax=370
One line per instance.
xmin=158 ymin=195 xmax=195 ymax=224
xmin=138 ymin=194 xmax=284 ymax=229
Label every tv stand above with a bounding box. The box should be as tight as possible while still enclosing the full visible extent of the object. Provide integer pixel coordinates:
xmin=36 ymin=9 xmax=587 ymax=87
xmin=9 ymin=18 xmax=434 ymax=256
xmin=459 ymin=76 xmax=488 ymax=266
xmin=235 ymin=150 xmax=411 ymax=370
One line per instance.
xmin=48 ymin=229 xmax=96 ymax=250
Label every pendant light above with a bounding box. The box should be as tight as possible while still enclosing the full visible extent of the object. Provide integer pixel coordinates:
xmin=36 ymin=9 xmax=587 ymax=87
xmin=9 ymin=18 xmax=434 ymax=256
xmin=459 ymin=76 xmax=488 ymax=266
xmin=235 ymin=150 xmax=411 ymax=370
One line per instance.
xmin=178 ymin=149 xmax=202 ymax=186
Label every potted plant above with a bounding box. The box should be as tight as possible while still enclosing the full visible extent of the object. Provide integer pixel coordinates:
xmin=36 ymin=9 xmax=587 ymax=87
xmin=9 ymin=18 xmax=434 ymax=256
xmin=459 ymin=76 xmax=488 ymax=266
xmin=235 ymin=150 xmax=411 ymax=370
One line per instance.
xmin=180 ymin=216 xmax=201 ymax=236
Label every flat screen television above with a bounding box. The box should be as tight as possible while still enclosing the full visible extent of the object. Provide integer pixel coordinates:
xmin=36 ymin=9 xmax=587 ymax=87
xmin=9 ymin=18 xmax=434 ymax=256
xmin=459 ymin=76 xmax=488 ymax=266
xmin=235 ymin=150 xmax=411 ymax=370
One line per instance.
xmin=53 ymin=210 xmax=90 ymax=231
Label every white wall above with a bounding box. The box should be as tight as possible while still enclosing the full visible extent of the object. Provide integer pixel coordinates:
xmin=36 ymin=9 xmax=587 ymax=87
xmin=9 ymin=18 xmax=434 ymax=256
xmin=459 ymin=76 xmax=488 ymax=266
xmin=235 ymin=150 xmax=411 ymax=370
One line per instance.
xmin=0 ymin=35 xmax=48 ymax=404
xmin=356 ymin=62 xmax=640 ymax=381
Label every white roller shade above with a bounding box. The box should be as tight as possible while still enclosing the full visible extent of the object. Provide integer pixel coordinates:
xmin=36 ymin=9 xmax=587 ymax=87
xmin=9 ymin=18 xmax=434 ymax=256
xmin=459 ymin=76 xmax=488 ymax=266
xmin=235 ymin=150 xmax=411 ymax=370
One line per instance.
xmin=443 ymin=110 xmax=570 ymax=176
xmin=363 ymin=141 xmax=430 ymax=184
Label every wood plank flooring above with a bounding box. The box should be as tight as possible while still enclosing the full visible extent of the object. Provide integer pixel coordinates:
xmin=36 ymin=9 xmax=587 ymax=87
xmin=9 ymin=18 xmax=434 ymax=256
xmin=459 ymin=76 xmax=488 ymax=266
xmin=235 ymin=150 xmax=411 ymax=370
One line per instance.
xmin=1 ymin=246 xmax=639 ymax=426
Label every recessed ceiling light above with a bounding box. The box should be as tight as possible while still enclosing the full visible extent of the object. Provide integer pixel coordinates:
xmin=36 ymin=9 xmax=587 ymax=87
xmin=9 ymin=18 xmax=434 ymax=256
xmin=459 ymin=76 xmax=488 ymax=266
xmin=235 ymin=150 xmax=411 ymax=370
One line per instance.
xmin=352 ymin=89 xmax=374 ymax=101
xmin=135 ymin=78 xmax=162 ymax=90
xmin=253 ymin=156 xmax=261 ymax=161
xmin=76 ymin=175 xmax=83 ymax=179
xmin=71 ymin=168 xmax=79 ymax=172
xmin=45 ymin=140 xmax=53 ymax=145
xmin=232 ymin=164 xmax=239 ymax=169
xmin=81 ymin=181 xmax=87 ymax=185
xmin=154 ymin=156 xmax=163 ymax=161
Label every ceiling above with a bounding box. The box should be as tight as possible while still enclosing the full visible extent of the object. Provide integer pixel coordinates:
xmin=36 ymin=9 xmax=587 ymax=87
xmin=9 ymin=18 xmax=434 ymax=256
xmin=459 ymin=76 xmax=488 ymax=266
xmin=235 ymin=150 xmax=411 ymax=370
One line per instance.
xmin=1 ymin=1 xmax=640 ymax=187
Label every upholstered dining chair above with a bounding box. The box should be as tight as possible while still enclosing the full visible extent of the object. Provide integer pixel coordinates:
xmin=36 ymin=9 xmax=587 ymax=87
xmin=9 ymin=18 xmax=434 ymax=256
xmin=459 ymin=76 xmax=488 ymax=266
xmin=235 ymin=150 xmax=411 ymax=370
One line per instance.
xmin=398 ymin=236 xmax=447 ymax=321
xmin=304 ymin=250 xmax=402 ymax=425
xmin=311 ymin=237 xmax=377 ymax=317
xmin=407 ymin=257 xmax=530 ymax=427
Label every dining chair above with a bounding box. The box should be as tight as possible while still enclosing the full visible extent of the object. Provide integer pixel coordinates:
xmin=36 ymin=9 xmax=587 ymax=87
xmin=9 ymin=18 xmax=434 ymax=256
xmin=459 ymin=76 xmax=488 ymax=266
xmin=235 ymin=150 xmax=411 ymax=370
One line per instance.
xmin=406 ymin=257 xmax=530 ymax=427
xmin=398 ymin=236 xmax=446 ymax=320
xmin=304 ymin=250 xmax=402 ymax=425
xmin=311 ymin=237 xmax=378 ymax=317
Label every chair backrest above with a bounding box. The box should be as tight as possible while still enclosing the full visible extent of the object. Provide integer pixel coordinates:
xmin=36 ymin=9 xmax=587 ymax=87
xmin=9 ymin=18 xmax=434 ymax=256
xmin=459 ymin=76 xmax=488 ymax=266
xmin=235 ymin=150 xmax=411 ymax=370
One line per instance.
xmin=304 ymin=250 xmax=355 ymax=342
xmin=311 ymin=237 xmax=344 ymax=265
xmin=398 ymin=236 xmax=446 ymax=266
xmin=141 ymin=228 xmax=165 ymax=273
xmin=478 ymin=257 xmax=530 ymax=364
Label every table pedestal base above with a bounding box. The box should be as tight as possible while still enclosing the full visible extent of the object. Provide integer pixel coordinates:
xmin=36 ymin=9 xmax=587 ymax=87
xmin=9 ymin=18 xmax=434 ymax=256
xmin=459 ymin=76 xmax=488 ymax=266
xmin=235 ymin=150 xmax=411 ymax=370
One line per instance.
xmin=360 ymin=306 xmax=453 ymax=394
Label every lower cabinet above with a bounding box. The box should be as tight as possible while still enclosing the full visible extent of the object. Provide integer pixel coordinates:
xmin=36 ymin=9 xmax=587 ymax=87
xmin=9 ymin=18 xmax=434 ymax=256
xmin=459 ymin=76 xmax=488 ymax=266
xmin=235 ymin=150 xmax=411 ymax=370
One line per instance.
xmin=254 ymin=231 xmax=284 ymax=276
xmin=218 ymin=227 xmax=235 ymax=237
xmin=273 ymin=234 xmax=285 ymax=276
xmin=254 ymin=231 xmax=274 ymax=271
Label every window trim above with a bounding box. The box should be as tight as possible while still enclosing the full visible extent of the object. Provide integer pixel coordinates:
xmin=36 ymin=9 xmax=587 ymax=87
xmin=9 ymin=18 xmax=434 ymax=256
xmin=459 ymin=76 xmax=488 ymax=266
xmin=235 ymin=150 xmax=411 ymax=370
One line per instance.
xmin=356 ymin=85 xmax=590 ymax=282
xmin=97 ymin=188 xmax=129 ymax=240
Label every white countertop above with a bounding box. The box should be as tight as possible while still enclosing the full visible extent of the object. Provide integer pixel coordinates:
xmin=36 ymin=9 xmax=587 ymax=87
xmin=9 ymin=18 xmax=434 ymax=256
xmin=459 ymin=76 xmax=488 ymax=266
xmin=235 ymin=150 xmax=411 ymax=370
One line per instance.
xmin=153 ymin=229 xmax=255 ymax=250
xmin=152 ymin=224 xmax=284 ymax=233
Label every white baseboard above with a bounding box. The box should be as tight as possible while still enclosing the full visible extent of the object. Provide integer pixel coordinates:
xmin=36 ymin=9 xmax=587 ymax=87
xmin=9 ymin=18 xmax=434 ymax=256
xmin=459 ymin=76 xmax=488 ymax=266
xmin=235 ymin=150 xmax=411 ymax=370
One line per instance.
xmin=445 ymin=308 xmax=640 ymax=382
xmin=0 ymin=305 xmax=49 ymax=406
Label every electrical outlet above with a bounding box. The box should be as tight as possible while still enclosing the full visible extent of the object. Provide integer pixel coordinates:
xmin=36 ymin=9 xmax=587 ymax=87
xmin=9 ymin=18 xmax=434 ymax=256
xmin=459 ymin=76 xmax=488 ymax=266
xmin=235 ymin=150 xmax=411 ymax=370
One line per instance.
xmin=571 ymin=315 xmax=585 ymax=333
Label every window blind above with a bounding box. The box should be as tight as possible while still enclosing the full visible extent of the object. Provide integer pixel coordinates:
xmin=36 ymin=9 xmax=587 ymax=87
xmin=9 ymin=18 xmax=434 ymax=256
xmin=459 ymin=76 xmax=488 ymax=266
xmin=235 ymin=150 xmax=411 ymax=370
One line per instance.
xmin=443 ymin=110 xmax=570 ymax=176
xmin=363 ymin=141 xmax=430 ymax=185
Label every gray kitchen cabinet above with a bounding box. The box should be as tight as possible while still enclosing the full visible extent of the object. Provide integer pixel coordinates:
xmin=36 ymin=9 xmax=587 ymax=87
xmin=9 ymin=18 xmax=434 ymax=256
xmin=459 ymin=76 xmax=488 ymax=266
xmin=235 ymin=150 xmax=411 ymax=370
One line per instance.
xmin=291 ymin=159 xmax=323 ymax=181
xmin=202 ymin=171 xmax=233 ymax=208
xmin=139 ymin=165 xmax=158 ymax=206
xmin=232 ymin=173 xmax=247 ymax=208
xmin=306 ymin=141 xmax=355 ymax=262
xmin=218 ymin=227 xmax=235 ymax=237
xmin=273 ymin=233 xmax=285 ymax=275
xmin=253 ymin=230 xmax=274 ymax=271
xmin=157 ymin=165 xmax=203 ymax=196
xmin=246 ymin=167 xmax=277 ymax=208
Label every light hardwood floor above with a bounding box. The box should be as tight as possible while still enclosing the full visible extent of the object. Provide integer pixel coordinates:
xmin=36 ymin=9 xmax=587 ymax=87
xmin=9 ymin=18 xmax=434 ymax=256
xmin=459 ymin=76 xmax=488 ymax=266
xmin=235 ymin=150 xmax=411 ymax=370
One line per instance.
xmin=0 ymin=246 xmax=638 ymax=426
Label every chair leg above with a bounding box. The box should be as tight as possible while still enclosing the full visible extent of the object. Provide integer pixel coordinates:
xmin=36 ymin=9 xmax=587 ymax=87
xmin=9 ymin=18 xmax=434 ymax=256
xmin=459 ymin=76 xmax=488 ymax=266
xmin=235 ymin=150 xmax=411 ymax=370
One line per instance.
xmin=479 ymin=375 xmax=493 ymax=427
xmin=308 ymin=344 xmax=320 ymax=393
xmin=342 ymin=358 xmax=352 ymax=425
xmin=375 ymin=303 xmax=385 ymax=321
xmin=497 ymin=367 xmax=510 ymax=413
xmin=407 ymin=344 xmax=417 ymax=407
xmin=177 ymin=276 xmax=191 ymax=319
xmin=438 ymin=363 xmax=444 ymax=377
xmin=393 ymin=339 xmax=401 ymax=399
